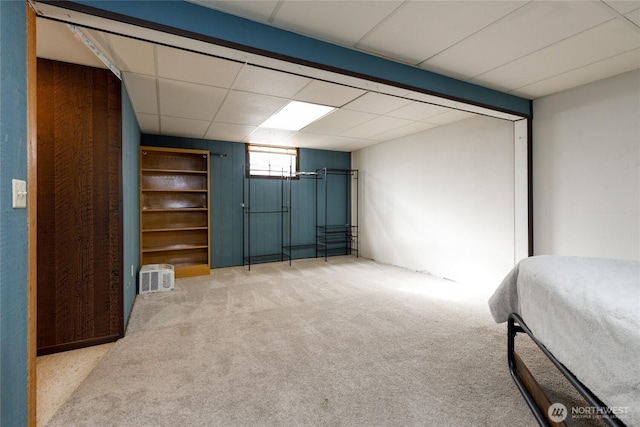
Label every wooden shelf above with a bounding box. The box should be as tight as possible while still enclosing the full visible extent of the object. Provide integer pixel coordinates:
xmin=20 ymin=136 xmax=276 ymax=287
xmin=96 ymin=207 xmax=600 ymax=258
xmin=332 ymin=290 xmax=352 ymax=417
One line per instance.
xmin=142 ymin=244 xmax=209 ymax=253
xmin=141 ymin=189 xmax=207 ymax=193
xmin=141 ymin=168 xmax=207 ymax=174
xmin=141 ymin=208 xmax=208 ymax=212
xmin=142 ymin=226 xmax=208 ymax=232
xmin=140 ymin=146 xmax=210 ymax=278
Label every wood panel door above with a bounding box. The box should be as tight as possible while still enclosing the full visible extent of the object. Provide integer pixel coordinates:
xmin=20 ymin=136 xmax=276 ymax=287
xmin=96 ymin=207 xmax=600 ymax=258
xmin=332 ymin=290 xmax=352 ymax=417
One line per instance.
xmin=37 ymin=58 xmax=123 ymax=355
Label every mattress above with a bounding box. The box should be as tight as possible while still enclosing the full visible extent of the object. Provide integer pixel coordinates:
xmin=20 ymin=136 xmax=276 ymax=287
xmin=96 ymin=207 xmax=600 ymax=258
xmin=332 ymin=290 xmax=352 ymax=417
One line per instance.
xmin=489 ymin=256 xmax=640 ymax=426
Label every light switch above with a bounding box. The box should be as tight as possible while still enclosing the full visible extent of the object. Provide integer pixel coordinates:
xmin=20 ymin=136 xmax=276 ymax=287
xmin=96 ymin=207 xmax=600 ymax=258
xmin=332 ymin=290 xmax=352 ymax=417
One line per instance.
xmin=12 ymin=179 xmax=27 ymax=209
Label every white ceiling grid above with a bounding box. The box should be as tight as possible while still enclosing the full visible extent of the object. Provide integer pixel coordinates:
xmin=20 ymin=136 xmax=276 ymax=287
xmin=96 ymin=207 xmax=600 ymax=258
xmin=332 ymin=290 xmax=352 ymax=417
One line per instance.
xmin=35 ymin=0 xmax=640 ymax=151
xmin=191 ymin=0 xmax=640 ymax=98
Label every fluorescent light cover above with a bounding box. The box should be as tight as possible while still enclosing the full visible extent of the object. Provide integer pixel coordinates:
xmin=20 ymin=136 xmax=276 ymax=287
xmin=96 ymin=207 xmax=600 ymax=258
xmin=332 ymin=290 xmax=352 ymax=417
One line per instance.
xmin=260 ymin=101 xmax=335 ymax=131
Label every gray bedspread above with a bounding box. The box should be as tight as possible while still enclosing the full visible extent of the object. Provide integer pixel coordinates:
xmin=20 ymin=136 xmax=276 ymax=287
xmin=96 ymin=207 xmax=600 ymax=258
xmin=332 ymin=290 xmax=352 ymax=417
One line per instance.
xmin=489 ymin=255 xmax=640 ymax=426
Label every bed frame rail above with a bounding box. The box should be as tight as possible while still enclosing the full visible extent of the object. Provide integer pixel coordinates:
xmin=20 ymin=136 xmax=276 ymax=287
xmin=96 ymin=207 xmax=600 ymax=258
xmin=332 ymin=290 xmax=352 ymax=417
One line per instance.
xmin=508 ymin=313 xmax=626 ymax=427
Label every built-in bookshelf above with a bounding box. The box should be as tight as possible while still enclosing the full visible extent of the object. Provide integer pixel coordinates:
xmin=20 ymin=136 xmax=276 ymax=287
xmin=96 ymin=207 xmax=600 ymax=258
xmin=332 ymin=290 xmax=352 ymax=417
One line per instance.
xmin=140 ymin=146 xmax=210 ymax=278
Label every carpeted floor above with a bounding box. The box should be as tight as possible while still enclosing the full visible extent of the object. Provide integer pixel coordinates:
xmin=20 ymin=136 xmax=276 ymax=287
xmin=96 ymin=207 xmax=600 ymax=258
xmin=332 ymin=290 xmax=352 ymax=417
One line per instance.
xmin=45 ymin=256 xmax=602 ymax=426
xmin=37 ymin=342 xmax=114 ymax=426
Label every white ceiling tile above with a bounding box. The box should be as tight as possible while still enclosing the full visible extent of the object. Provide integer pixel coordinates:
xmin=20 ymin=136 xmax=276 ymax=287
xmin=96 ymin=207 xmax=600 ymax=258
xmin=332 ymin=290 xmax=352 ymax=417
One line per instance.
xmin=625 ymin=7 xmax=640 ymax=26
xmin=233 ymin=65 xmax=312 ymax=98
xmin=245 ymin=127 xmax=296 ymax=145
xmin=425 ymin=110 xmax=476 ymax=126
xmin=160 ymin=116 xmax=210 ymax=138
xmin=371 ymin=122 xmax=440 ymax=142
xmin=123 ymin=73 xmax=158 ymax=114
xmin=358 ymin=1 xmax=525 ymax=65
xmin=187 ymin=0 xmax=278 ymax=23
xmin=273 ymin=1 xmax=402 ymax=47
xmin=335 ymin=138 xmax=380 ymax=152
xmin=603 ymin=1 xmax=640 ymax=15
xmin=303 ymin=135 xmax=373 ymax=152
xmin=472 ymin=19 xmax=640 ymax=91
xmin=423 ymin=1 xmax=614 ymax=80
xmin=215 ymin=91 xmax=288 ymax=126
xmin=204 ymin=122 xmax=255 ymax=142
xmin=36 ymin=19 xmax=105 ymax=69
xmin=303 ymin=109 xmax=377 ymax=134
xmin=511 ymin=49 xmax=640 ymax=99
xmin=157 ymin=45 xmax=243 ymax=88
xmin=159 ymin=78 xmax=227 ymax=121
xmin=293 ymin=80 xmax=366 ymax=107
xmin=387 ymin=102 xmax=451 ymax=121
xmin=287 ymin=132 xmax=335 ymax=149
xmin=342 ymin=116 xmax=413 ymax=139
xmin=107 ymin=33 xmax=155 ymax=75
xmin=343 ymin=92 xmax=412 ymax=115
xmin=136 ymin=113 xmax=160 ymax=134
xmin=38 ymin=0 xmax=638 ymax=149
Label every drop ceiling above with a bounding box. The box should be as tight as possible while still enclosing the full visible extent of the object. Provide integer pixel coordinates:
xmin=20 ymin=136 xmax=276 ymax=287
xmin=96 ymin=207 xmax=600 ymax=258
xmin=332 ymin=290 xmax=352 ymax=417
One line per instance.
xmin=35 ymin=1 xmax=640 ymax=152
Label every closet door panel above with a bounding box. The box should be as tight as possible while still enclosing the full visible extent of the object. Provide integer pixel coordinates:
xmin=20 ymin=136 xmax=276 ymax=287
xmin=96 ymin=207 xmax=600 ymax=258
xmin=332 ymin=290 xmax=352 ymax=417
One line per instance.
xmin=37 ymin=59 xmax=123 ymax=355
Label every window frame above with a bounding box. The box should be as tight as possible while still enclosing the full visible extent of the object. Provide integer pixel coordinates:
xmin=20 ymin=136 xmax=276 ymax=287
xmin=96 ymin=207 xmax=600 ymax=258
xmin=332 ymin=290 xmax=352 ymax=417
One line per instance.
xmin=245 ymin=144 xmax=300 ymax=179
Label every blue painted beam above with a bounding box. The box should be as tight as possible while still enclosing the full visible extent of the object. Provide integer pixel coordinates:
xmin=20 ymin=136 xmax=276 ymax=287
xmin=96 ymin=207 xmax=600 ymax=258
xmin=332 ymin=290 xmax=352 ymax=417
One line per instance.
xmin=63 ymin=0 xmax=531 ymax=117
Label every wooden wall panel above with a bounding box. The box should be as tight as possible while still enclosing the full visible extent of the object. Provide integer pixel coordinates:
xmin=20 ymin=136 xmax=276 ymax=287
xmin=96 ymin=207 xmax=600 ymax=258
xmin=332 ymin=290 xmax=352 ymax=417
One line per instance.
xmin=37 ymin=59 xmax=123 ymax=355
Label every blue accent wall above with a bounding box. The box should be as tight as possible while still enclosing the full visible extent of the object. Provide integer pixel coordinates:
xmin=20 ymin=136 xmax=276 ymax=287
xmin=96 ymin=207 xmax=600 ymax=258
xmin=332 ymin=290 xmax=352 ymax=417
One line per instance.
xmin=141 ymin=135 xmax=350 ymax=266
xmin=0 ymin=1 xmax=28 ymax=425
xmin=122 ymin=86 xmax=140 ymax=327
xmin=67 ymin=0 xmax=531 ymax=118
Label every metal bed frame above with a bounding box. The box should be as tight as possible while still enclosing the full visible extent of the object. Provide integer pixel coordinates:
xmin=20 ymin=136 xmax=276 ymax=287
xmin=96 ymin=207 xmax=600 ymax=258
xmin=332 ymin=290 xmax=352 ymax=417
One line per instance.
xmin=508 ymin=313 xmax=627 ymax=427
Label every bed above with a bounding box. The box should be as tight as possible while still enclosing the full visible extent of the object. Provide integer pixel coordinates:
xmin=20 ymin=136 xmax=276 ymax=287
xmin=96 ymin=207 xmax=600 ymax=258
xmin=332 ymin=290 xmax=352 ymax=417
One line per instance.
xmin=489 ymin=256 xmax=640 ymax=427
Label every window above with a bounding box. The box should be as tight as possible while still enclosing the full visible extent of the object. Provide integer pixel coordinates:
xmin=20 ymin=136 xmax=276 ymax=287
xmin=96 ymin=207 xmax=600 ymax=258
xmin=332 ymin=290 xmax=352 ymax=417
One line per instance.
xmin=247 ymin=145 xmax=298 ymax=177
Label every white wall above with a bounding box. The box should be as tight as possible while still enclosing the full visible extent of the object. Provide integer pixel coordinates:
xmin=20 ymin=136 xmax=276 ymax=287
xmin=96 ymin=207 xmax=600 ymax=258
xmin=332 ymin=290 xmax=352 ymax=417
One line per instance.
xmin=533 ymin=70 xmax=640 ymax=260
xmin=352 ymin=115 xmax=515 ymax=286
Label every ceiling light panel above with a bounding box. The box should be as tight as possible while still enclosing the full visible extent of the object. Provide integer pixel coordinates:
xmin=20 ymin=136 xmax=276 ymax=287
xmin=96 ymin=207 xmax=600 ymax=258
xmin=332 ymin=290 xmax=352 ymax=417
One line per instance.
xmin=214 ymin=91 xmax=288 ymax=126
xmin=233 ymin=65 xmax=312 ymax=98
xmin=260 ymin=101 xmax=335 ymax=131
xmin=293 ymin=80 xmax=366 ymax=107
xmin=157 ymin=45 xmax=243 ymax=87
xmin=158 ymin=79 xmax=227 ymax=120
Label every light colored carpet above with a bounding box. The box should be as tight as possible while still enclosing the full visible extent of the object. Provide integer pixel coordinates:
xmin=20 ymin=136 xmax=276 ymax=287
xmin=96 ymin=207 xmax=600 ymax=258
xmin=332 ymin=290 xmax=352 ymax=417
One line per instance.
xmin=37 ymin=342 xmax=114 ymax=426
xmin=46 ymin=256 xmax=601 ymax=426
